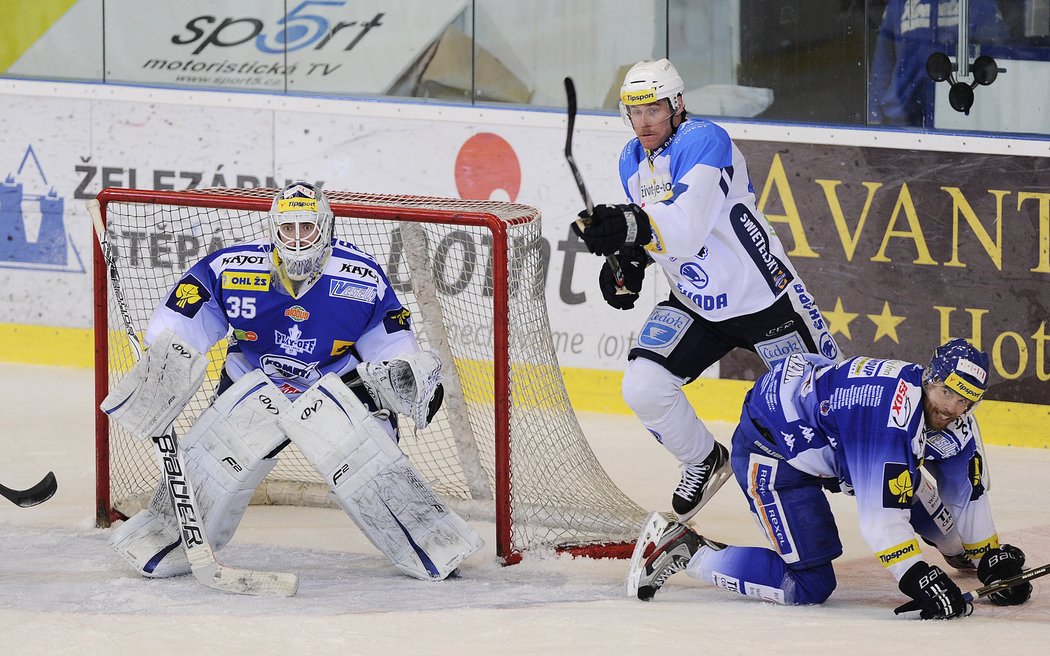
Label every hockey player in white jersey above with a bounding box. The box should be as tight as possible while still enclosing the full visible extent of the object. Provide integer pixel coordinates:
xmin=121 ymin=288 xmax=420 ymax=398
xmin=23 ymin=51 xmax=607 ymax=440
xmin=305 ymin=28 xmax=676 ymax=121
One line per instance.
xmin=627 ymin=339 xmax=1033 ymax=619
xmin=572 ymin=58 xmax=841 ymax=521
xmin=103 ymin=182 xmax=482 ymax=582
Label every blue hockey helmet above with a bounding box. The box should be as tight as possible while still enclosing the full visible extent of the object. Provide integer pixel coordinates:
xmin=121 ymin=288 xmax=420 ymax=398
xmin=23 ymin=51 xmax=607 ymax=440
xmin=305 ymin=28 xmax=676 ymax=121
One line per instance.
xmin=923 ymin=338 xmax=990 ymax=404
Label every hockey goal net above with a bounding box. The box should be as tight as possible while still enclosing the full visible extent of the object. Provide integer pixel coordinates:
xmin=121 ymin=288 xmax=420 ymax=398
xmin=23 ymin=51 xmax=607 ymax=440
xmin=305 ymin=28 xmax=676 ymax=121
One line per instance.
xmin=92 ymin=186 xmax=648 ymax=563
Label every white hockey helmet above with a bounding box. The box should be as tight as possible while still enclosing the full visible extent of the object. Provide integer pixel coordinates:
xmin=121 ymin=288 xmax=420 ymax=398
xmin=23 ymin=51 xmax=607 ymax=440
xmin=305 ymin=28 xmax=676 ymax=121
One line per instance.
xmin=268 ymin=181 xmax=334 ymax=288
xmin=619 ymin=58 xmax=685 ymax=126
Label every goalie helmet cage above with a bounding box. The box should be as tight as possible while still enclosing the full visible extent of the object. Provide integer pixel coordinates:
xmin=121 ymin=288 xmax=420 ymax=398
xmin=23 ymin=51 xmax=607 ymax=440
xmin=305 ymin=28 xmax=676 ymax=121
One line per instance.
xmin=92 ymin=186 xmax=650 ymax=564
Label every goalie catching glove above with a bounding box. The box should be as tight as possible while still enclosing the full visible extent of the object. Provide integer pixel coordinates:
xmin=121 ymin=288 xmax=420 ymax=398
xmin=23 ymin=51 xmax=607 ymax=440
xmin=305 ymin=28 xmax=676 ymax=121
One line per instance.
xmin=357 ymin=350 xmax=444 ymax=429
xmin=572 ymin=203 xmax=652 ymax=256
xmin=100 ymin=328 xmax=207 ymax=440
xmin=600 ymin=245 xmax=648 ymax=310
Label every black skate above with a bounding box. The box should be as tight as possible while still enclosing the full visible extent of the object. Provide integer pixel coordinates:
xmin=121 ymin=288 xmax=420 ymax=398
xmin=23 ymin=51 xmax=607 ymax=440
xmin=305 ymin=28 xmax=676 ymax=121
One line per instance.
xmin=672 ymin=441 xmax=731 ymax=521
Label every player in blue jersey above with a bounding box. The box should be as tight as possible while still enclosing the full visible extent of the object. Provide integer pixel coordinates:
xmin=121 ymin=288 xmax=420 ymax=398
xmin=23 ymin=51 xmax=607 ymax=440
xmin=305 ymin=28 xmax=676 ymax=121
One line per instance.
xmin=572 ymin=58 xmax=841 ymax=523
xmin=626 ymin=338 xmax=1033 ymax=619
xmin=104 ymin=182 xmax=482 ymax=581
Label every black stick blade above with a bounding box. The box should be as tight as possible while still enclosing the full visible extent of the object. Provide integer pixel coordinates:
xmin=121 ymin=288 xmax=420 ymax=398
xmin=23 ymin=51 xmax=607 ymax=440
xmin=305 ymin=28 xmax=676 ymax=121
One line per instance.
xmin=0 ymin=471 xmax=58 ymax=507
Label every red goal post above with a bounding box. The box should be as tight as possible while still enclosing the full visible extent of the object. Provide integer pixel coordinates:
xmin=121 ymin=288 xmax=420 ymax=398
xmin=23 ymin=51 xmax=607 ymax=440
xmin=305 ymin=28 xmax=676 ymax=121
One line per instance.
xmin=93 ymin=186 xmax=649 ymax=564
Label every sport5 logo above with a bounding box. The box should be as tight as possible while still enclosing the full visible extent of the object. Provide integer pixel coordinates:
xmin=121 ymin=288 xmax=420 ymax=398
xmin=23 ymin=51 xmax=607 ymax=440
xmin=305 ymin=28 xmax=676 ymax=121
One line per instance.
xmin=172 ymin=1 xmax=384 ymax=56
xmin=300 ymin=398 xmax=323 ymax=420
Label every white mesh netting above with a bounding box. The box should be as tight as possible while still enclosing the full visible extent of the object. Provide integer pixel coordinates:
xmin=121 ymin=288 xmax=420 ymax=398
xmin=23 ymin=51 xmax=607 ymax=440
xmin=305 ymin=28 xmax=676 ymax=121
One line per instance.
xmin=96 ymin=187 xmax=648 ymax=560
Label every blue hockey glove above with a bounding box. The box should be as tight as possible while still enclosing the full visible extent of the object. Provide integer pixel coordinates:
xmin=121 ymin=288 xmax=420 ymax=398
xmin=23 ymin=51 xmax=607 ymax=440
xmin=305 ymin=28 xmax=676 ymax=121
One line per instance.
xmin=599 ymin=245 xmax=647 ymax=310
xmin=897 ymin=561 xmax=972 ymax=620
xmin=978 ymin=545 xmax=1032 ymax=606
xmin=572 ymin=203 xmax=651 ymax=256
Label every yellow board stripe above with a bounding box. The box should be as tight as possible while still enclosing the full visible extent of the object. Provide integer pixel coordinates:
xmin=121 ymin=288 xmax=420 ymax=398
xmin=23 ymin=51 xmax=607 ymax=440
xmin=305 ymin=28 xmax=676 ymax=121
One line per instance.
xmin=2 ymin=323 xmax=1047 ymax=449
xmin=0 ymin=0 xmax=78 ymax=72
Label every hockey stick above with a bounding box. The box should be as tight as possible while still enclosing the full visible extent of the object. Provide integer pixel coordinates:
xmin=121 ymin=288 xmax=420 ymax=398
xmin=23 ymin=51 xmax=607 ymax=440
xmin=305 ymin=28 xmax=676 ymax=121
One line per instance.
xmin=0 ymin=471 xmax=58 ymax=507
xmin=90 ymin=199 xmax=298 ymax=597
xmin=564 ymin=76 xmax=629 ymax=294
xmin=893 ymin=562 xmax=1050 ymax=615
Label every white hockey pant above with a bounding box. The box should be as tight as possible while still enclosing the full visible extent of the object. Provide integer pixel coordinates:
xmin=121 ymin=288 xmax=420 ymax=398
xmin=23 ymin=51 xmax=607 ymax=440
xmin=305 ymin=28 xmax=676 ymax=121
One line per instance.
xmin=622 ymin=357 xmax=716 ymax=465
xmin=110 ymin=370 xmax=291 ymax=578
xmin=279 ymin=373 xmax=483 ymax=581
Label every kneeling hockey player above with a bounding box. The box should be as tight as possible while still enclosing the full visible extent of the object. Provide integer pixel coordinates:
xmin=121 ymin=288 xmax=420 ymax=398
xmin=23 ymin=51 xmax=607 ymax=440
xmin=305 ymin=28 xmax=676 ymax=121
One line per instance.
xmin=628 ymin=338 xmax=1033 ymax=619
xmin=102 ymin=182 xmax=482 ymax=582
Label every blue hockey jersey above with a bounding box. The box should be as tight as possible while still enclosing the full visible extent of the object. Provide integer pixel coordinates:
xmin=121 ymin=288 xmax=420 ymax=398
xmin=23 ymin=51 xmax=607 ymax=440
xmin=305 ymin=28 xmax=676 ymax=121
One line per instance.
xmin=746 ymin=353 xmax=997 ymax=579
xmin=144 ymin=237 xmax=418 ymax=396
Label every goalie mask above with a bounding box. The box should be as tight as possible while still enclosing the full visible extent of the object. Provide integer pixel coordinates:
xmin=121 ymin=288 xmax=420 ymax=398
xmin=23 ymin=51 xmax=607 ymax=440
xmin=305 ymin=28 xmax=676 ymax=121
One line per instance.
xmin=268 ymin=182 xmax=334 ymax=297
xmin=619 ymin=58 xmax=685 ymax=127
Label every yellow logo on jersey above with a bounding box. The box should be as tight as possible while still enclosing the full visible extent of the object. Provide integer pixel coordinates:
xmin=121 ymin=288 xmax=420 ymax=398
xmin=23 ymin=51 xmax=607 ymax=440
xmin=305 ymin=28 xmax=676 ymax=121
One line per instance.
xmin=174 ymin=283 xmax=202 ymax=308
xmin=963 ymin=535 xmax=999 ymax=561
xmin=222 ymin=271 xmax=271 ymax=291
xmin=889 ymin=469 xmax=913 ymax=504
xmin=331 ymin=340 xmax=355 ymax=356
xmin=876 ymin=539 xmax=920 ymax=567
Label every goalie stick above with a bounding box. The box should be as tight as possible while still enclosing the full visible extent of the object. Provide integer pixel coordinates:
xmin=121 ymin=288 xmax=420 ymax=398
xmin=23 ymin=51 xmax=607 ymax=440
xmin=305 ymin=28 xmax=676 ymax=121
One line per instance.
xmin=89 ymin=199 xmax=298 ymax=597
xmin=0 ymin=471 xmax=58 ymax=507
xmin=564 ymin=76 xmax=629 ymax=294
xmin=893 ymin=561 xmax=1050 ymax=615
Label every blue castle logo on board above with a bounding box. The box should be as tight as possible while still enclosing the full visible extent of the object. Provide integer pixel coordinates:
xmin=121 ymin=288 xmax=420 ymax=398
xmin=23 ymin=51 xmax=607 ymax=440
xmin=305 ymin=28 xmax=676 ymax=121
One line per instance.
xmin=0 ymin=145 xmax=84 ymax=272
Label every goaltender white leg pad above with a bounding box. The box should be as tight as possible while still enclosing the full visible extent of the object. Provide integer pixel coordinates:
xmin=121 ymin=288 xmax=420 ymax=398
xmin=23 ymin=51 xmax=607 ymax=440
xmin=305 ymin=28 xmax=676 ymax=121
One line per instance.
xmin=111 ymin=371 xmax=290 ymax=577
xmin=280 ymin=373 xmax=483 ymax=580
xmin=101 ymin=328 xmax=207 ymax=440
xmin=180 ymin=369 xmax=291 ymax=549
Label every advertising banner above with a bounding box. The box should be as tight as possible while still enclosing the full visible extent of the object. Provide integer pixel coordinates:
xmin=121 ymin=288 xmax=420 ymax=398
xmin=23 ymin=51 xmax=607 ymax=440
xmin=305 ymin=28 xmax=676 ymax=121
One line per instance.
xmin=0 ymin=80 xmax=1047 ymax=415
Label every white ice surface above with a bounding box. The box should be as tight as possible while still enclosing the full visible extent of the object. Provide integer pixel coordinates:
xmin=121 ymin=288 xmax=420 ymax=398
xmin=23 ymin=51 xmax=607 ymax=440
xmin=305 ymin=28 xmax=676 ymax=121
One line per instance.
xmin=2 ymin=363 xmax=1048 ymax=655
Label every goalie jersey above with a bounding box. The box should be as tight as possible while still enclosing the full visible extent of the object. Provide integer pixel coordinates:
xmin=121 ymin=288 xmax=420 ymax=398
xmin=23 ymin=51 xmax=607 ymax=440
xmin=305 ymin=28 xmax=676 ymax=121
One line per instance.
xmin=144 ymin=238 xmax=418 ymax=396
xmin=745 ymin=353 xmax=998 ymax=580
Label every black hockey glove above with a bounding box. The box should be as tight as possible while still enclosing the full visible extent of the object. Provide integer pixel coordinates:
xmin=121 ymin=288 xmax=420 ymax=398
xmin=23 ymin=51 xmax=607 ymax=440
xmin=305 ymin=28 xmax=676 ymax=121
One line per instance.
xmin=978 ymin=544 xmax=1032 ymax=606
xmin=599 ymin=245 xmax=648 ymax=310
xmin=897 ymin=561 xmax=972 ymax=620
xmin=572 ymin=203 xmax=651 ymax=256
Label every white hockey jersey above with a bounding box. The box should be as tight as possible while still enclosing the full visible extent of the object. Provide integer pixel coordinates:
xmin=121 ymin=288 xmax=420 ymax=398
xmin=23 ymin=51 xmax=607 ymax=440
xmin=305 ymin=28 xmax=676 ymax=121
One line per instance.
xmin=619 ymin=119 xmax=798 ymax=320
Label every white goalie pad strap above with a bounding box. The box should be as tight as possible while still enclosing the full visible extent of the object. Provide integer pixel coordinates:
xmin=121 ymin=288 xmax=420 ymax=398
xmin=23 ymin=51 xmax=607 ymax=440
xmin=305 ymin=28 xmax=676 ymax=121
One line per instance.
xmin=280 ymin=373 xmax=482 ymax=580
xmin=101 ymin=328 xmax=207 ymax=440
xmin=357 ymin=350 xmax=443 ymax=429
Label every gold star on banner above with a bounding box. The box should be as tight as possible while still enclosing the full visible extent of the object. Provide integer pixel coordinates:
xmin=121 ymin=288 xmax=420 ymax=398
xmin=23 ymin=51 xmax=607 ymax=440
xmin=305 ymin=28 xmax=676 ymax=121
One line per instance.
xmin=822 ymin=297 xmax=859 ymax=340
xmin=867 ymin=301 xmax=906 ymax=344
